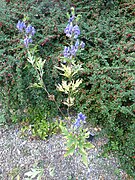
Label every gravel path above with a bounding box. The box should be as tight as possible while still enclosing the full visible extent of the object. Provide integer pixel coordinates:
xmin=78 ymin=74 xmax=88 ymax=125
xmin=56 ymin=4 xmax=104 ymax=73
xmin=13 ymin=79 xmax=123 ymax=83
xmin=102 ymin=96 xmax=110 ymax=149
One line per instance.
xmin=0 ymin=125 xmax=129 ymax=180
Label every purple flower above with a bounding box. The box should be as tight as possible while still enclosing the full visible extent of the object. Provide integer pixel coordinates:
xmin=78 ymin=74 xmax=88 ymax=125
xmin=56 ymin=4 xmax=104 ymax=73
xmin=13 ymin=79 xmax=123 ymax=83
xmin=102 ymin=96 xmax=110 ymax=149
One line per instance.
xmin=74 ymin=112 xmax=86 ymax=128
xmin=73 ymin=25 xmax=80 ymax=39
xmin=80 ymin=41 xmax=85 ymax=49
xmin=31 ymin=27 xmax=36 ymax=35
xmin=75 ymin=39 xmax=79 ymax=49
xmin=78 ymin=112 xmax=86 ymax=122
xmin=64 ymin=23 xmax=73 ymax=38
xmin=16 ymin=21 xmax=26 ymax=32
xmin=68 ymin=16 xmax=75 ymax=23
xmin=25 ymin=25 xmax=36 ymax=36
xmin=63 ymin=44 xmax=79 ymax=58
xmin=70 ymin=45 xmax=77 ymax=56
xmin=74 ymin=120 xmax=81 ymax=128
xmin=24 ymin=36 xmax=32 ymax=48
xmin=63 ymin=46 xmax=70 ymax=58
xmin=25 ymin=25 xmax=32 ymax=34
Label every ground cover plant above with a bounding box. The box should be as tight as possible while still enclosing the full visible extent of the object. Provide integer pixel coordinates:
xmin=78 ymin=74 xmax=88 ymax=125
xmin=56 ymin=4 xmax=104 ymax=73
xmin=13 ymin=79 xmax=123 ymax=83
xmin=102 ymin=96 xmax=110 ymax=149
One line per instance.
xmin=0 ymin=0 xmax=135 ymax=178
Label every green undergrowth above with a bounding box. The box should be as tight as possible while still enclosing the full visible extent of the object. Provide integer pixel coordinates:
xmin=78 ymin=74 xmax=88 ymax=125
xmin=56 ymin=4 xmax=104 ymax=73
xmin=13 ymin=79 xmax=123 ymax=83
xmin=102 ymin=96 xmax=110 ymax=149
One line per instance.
xmin=20 ymin=106 xmax=61 ymax=140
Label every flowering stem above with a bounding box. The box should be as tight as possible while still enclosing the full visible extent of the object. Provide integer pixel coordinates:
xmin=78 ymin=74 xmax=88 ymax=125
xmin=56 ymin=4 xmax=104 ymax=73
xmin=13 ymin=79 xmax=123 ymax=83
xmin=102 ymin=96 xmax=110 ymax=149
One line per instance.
xmin=34 ymin=65 xmax=65 ymax=118
xmin=67 ymin=90 xmax=70 ymax=118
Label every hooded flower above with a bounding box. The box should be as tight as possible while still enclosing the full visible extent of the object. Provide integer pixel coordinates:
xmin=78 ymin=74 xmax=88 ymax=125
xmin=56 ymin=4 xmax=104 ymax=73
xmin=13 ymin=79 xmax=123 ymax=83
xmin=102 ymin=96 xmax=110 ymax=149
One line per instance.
xmin=24 ymin=36 xmax=32 ymax=48
xmin=16 ymin=20 xmax=36 ymax=48
xmin=16 ymin=21 xmax=26 ymax=32
xmin=63 ymin=43 xmax=78 ymax=59
xmin=73 ymin=25 xmax=80 ymax=39
xmin=74 ymin=112 xmax=86 ymax=128
xmin=70 ymin=45 xmax=77 ymax=56
xmin=25 ymin=25 xmax=36 ymax=36
xmin=75 ymin=39 xmax=79 ymax=49
xmin=64 ymin=23 xmax=73 ymax=38
xmin=63 ymin=46 xmax=70 ymax=58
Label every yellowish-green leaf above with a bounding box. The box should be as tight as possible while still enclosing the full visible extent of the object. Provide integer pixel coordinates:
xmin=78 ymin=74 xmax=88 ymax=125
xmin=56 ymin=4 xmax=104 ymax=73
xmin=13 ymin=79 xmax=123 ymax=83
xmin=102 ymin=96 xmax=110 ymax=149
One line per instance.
xmin=63 ymin=97 xmax=75 ymax=107
xmin=55 ymin=65 xmax=64 ymax=72
xmin=82 ymin=154 xmax=88 ymax=167
xmin=59 ymin=125 xmax=69 ymax=136
xmin=84 ymin=142 xmax=95 ymax=149
xmin=76 ymin=14 xmax=82 ymax=22
xmin=56 ymin=84 xmax=64 ymax=92
xmin=62 ymin=80 xmax=70 ymax=92
xmin=85 ymin=132 xmax=91 ymax=138
xmin=64 ymin=145 xmax=75 ymax=157
xmin=66 ymin=139 xmax=75 ymax=149
xmin=72 ymin=79 xmax=82 ymax=92
xmin=27 ymin=51 xmax=35 ymax=65
xmin=36 ymin=58 xmax=46 ymax=70
xmin=16 ymin=175 xmax=20 ymax=180
xmin=72 ymin=64 xmax=83 ymax=76
xmin=63 ymin=101 xmax=73 ymax=107
xmin=28 ymin=83 xmax=42 ymax=88
xmin=78 ymin=147 xmax=87 ymax=156
xmin=55 ymin=64 xmax=72 ymax=78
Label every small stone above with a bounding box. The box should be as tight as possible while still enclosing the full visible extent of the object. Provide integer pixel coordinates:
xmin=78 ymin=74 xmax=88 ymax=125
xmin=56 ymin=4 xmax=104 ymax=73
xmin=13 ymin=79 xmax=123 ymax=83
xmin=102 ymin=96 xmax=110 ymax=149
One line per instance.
xmin=0 ymin=168 xmax=2 ymax=174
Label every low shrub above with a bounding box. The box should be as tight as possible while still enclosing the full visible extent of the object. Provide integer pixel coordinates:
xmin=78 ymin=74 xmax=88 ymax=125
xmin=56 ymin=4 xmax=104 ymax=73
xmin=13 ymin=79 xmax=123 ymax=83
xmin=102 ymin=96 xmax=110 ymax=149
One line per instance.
xmin=118 ymin=123 xmax=135 ymax=177
xmin=0 ymin=0 xmax=66 ymax=122
xmin=74 ymin=0 xmax=135 ymax=176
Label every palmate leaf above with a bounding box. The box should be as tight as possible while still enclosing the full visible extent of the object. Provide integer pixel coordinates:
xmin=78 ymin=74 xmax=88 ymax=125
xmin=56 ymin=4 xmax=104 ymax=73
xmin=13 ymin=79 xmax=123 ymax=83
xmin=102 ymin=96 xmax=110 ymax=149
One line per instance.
xmin=63 ymin=101 xmax=74 ymax=107
xmin=71 ymin=79 xmax=82 ymax=92
xmin=78 ymin=146 xmax=87 ymax=156
xmin=59 ymin=124 xmax=69 ymax=136
xmin=56 ymin=83 xmax=65 ymax=92
xmin=61 ymin=80 xmax=71 ymax=92
xmin=64 ymin=144 xmax=76 ymax=157
xmin=36 ymin=57 xmax=46 ymax=70
xmin=55 ymin=64 xmax=72 ymax=78
xmin=66 ymin=136 xmax=77 ymax=149
xmin=84 ymin=131 xmax=90 ymax=138
xmin=27 ymin=50 xmax=35 ymax=65
xmin=84 ymin=142 xmax=95 ymax=149
xmin=82 ymin=154 xmax=88 ymax=167
xmin=66 ymin=139 xmax=74 ymax=148
xmin=63 ymin=97 xmax=75 ymax=107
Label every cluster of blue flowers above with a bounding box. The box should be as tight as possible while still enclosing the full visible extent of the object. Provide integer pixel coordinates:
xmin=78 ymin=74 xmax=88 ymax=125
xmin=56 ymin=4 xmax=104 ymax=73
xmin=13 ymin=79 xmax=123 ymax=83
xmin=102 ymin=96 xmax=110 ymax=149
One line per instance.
xmin=63 ymin=15 xmax=85 ymax=59
xmin=16 ymin=20 xmax=36 ymax=48
xmin=74 ymin=112 xmax=86 ymax=128
xmin=64 ymin=23 xmax=80 ymax=39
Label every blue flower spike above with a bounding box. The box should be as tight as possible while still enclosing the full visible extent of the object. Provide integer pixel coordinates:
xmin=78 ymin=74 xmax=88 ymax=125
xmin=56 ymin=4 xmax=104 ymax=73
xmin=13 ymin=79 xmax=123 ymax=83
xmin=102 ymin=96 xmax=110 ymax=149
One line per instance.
xmin=16 ymin=20 xmax=36 ymax=48
xmin=74 ymin=112 xmax=87 ymax=129
xmin=63 ymin=7 xmax=85 ymax=62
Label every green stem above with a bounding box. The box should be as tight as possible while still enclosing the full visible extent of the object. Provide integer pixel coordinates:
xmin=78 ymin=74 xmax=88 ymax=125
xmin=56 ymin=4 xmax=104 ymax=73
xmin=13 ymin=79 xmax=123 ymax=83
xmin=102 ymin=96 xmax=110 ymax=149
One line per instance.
xmin=35 ymin=68 xmax=65 ymax=118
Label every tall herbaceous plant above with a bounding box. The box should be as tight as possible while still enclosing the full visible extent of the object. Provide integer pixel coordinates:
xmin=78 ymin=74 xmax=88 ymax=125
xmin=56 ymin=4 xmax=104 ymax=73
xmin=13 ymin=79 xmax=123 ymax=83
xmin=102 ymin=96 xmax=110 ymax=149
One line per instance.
xmin=16 ymin=7 xmax=94 ymax=167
